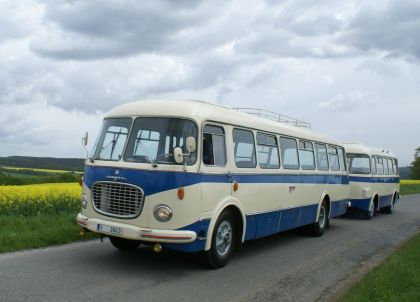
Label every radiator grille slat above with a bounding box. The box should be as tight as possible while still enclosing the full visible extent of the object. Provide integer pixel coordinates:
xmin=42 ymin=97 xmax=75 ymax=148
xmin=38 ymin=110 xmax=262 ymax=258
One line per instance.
xmin=92 ymin=182 xmax=144 ymax=218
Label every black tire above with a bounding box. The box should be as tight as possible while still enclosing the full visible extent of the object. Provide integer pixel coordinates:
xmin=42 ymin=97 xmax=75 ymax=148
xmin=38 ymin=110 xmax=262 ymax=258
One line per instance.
xmin=308 ymin=201 xmax=328 ymax=237
xmin=365 ymin=198 xmax=376 ymax=220
xmin=206 ymin=211 xmax=236 ymax=269
xmin=109 ymin=236 xmax=141 ymax=251
xmin=381 ymin=195 xmax=395 ymax=214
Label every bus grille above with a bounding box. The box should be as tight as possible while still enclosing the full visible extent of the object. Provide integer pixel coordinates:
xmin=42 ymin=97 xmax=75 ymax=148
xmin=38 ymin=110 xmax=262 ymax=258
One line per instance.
xmin=92 ymin=182 xmax=144 ymax=218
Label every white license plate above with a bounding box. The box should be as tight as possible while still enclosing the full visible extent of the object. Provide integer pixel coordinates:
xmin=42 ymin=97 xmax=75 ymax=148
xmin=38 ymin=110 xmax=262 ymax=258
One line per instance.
xmin=96 ymin=224 xmax=123 ymax=235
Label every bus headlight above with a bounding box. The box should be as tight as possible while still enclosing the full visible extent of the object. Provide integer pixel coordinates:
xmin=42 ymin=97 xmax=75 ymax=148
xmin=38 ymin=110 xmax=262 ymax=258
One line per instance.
xmin=154 ymin=205 xmax=172 ymax=222
xmin=81 ymin=193 xmax=88 ymax=209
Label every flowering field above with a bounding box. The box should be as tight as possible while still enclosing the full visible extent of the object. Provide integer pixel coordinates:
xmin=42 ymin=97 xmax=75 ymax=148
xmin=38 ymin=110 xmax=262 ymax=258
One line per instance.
xmin=0 ymin=183 xmax=81 ymax=216
xmin=400 ymin=179 xmax=420 ymax=185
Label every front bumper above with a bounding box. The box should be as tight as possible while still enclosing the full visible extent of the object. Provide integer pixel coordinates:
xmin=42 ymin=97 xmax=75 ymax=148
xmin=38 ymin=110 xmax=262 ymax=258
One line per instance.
xmin=76 ymin=213 xmax=197 ymax=244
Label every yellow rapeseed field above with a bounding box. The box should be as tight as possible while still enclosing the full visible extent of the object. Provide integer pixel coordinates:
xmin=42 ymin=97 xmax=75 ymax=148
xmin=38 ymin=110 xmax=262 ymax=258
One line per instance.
xmin=400 ymin=180 xmax=420 ymax=185
xmin=0 ymin=183 xmax=81 ymax=216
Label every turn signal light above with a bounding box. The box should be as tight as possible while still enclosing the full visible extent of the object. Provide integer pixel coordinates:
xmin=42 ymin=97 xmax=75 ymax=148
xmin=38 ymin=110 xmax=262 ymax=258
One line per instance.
xmin=178 ymin=187 xmax=185 ymax=200
xmin=233 ymin=181 xmax=238 ymax=192
xmin=78 ymin=176 xmax=83 ymax=187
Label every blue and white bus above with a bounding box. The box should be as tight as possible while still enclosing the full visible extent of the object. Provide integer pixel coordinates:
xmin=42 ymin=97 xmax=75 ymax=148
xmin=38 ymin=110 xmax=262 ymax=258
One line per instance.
xmin=344 ymin=143 xmax=400 ymax=219
xmin=77 ymin=100 xmax=350 ymax=268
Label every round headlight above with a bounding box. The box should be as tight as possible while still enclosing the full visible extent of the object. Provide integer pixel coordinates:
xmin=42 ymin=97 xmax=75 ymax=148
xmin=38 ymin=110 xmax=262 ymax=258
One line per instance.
xmin=81 ymin=193 xmax=88 ymax=209
xmin=154 ymin=205 xmax=172 ymax=222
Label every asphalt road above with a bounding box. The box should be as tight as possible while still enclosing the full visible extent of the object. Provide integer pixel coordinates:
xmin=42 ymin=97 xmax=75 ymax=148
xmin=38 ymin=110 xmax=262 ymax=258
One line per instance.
xmin=1 ymin=194 xmax=420 ymax=302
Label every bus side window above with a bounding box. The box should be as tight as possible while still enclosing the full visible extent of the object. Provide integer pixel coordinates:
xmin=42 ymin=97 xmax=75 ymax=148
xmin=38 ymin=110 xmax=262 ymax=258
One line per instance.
xmin=315 ymin=143 xmax=329 ymax=171
xmin=328 ymin=146 xmax=340 ymax=171
xmin=280 ymin=137 xmax=299 ymax=169
xmin=392 ymin=159 xmax=399 ymax=176
xmin=376 ymin=157 xmax=384 ymax=175
xmin=383 ymin=157 xmax=389 ymax=174
xmin=203 ymin=125 xmax=227 ymax=166
xmin=298 ymin=141 xmax=315 ymax=170
xmin=338 ymin=147 xmax=347 ymax=171
xmin=257 ymin=133 xmax=280 ymax=169
xmin=371 ymin=157 xmax=377 ymax=175
xmin=388 ymin=158 xmax=394 ymax=175
xmin=233 ymin=129 xmax=256 ymax=168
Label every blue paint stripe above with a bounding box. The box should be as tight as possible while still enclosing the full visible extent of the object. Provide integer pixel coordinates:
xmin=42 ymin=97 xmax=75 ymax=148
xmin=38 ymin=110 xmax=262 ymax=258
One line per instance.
xmin=84 ymin=166 xmax=349 ymax=196
xmin=349 ymin=176 xmax=400 ymax=183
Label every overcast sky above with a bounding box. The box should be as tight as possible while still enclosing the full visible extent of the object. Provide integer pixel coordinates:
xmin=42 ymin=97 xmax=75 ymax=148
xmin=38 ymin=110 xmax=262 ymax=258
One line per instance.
xmin=0 ymin=0 xmax=419 ymax=166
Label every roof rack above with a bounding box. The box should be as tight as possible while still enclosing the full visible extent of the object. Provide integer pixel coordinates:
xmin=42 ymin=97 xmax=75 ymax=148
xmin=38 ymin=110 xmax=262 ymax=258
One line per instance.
xmin=232 ymin=107 xmax=311 ymax=129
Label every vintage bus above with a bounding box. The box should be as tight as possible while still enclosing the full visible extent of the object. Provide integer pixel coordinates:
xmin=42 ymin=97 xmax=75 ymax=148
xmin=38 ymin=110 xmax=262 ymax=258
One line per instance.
xmin=344 ymin=143 xmax=400 ymax=219
xmin=77 ymin=100 xmax=350 ymax=268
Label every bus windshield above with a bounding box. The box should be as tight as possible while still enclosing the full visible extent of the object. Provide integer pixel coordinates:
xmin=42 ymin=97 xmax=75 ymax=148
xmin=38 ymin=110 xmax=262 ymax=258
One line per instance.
xmin=347 ymin=153 xmax=371 ymax=174
xmin=124 ymin=117 xmax=198 ymax=165
xmin=91 ymin=118 xmax=132 ymax=161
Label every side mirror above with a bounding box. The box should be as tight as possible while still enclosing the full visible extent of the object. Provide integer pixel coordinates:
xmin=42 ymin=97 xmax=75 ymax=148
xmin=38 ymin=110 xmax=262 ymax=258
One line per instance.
xmin=173 ymin=147 xmax=184 ymax=164
xmin=185 ymin=136 xmax=196 ymax=153
xmin=82 ymin=131 xmax=89 ymax=146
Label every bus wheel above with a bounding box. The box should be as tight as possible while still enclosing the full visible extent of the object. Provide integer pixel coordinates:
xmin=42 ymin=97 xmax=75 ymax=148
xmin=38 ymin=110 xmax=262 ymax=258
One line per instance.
xmin=109 ymin=236 xmax=141 ymax=251
xmin=308 ymin=201 xmax=328 ymax=237
xmin=206 ymin=210 xmax=235 ymax=269
xmin=365 ymin=199 xmax=375 ymax=220
xmin=381 ymin=196 xmax=395 ymax=214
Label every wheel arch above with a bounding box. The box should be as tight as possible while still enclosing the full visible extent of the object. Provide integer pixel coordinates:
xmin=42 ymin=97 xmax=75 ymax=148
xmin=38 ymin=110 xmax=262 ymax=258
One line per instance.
xmin=316 ymin=191 xmax=331 ymax=222
xmin=204 ymin=197 xmax=246 ymax=251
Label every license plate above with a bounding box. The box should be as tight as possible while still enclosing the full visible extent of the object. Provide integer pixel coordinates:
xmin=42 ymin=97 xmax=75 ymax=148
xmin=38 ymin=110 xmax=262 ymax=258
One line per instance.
xmin=96 ymin=224 xmax=123 ymax=235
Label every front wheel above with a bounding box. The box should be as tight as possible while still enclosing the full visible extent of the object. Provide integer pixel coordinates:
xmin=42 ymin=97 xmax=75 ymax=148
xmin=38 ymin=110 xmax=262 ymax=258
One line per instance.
xmin=109 ymin=236 xmax=141 ymax=251
xmin=308 ymin=201 xmax=328 ymax=237
xmin=206 ymin=211 xmax=236 ymax=269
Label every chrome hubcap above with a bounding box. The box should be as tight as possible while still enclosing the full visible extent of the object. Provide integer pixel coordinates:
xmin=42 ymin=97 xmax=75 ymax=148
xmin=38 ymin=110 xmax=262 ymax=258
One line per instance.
xmin=216 ymin=221 xmax=232 ymax=256
xmin=319 ymin=206 xmax=326 ymax=228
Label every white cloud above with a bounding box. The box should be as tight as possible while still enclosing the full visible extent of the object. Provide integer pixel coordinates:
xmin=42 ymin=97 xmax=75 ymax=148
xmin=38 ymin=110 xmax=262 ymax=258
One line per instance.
xmin=0 ymin=0 xmax=419 ymax=165
xmin=318 ymin=91 xmax=374 ymax=112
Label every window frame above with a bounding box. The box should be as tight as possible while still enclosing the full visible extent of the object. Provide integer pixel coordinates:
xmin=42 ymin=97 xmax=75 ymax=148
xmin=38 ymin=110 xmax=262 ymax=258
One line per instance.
xmin=233 ymin=128 xmax=257 ymax=169
xmin=256 ymin=132 xmax=281 ymax=169
xmin=202 ymin=123 xmax=227 ymax=167
xmin=327 ymin=145 xmax=340 ymax=171
xmin=315 ymin=143 xmax=329 ymax=171
xmin=298 ymin=140 xmax=316 ymax=170
xmin=279 ymin=136 xmax=300 ymax=170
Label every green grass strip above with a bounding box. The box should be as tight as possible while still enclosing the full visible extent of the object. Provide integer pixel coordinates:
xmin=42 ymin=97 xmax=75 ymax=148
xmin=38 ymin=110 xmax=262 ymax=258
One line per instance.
xmin=400 ymin=184 xmax=420 ymax=196
xmin=0 ymin=212 xmax=98 ymax=253
xmin=341 ymin=232 xmax=420 ymax=302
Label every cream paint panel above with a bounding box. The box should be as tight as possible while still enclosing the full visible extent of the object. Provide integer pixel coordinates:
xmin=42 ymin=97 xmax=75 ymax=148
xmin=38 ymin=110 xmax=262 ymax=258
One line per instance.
xmin=349 ymin=180 xmax=399 ymax=199
xmin=201 ymin=182 xmax=232 ymax=213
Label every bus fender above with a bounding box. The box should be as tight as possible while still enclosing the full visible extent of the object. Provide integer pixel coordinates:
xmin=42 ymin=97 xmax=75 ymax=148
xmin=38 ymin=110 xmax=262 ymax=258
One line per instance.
xmin=371 ymin=191 xmax=379 ymax=209
xmin=204 ymin=197 xmax=246 ymax=251
xmin=316 ymin=190 xmax=330 ymax=221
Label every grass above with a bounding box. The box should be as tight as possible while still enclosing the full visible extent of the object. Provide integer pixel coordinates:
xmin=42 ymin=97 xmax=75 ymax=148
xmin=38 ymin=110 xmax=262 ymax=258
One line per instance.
xmin=2 ymin=166 xmax=82 ymax=174
xmin=341 ymin=232 xmax=420 ymax=302
xmin=400 ymin=180 xmax=420 ymax=196
xmin=0 ymin=212 xmax=98 ymax=253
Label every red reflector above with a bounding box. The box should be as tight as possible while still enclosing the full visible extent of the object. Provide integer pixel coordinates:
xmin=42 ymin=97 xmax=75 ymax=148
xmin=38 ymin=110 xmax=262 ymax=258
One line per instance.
xmin=79 ymin=176 xmax=83 ymax=187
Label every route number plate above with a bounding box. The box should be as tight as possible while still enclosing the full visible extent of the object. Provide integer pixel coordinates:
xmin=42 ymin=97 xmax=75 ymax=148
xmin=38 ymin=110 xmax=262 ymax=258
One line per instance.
xmin=97 ymin=224 xmax=123 ymax=235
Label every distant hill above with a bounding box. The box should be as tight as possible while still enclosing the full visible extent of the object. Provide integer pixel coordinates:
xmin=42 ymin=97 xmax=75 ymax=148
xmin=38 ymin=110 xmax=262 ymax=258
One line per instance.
xmin=0 ymin=156 xmax=85 ymax=172
xmin=399 ymin=166 xmax=411 ymax=179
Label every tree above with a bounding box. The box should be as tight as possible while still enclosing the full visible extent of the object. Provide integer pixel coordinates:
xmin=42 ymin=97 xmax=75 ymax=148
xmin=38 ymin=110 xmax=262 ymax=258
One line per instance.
xmin=409 ymin=147 xmax=420 ymax=179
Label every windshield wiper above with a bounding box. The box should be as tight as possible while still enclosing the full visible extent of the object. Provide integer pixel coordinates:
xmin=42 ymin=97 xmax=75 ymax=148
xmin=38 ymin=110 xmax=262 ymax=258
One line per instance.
xmin=134 ymin=136 xmax=158 ymax=168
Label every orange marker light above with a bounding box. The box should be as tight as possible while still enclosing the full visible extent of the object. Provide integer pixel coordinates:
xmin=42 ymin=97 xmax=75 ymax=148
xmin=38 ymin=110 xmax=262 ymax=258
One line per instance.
xmin=233 ymin=181 xmax=238 ymax=192
xmin=178 ymin=187 xmax=185 ymax=200
xmin=79 ymin=176 xmax=83 ymax=187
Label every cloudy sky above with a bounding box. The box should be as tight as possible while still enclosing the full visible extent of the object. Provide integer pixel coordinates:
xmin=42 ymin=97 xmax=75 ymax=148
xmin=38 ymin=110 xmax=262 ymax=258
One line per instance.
xmin=0 ymin=0 xmax=419 ymax=166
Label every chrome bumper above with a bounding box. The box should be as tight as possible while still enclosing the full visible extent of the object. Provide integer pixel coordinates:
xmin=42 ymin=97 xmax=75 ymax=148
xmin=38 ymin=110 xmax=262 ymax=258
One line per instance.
xmin=76 ymin=213 xmax=197 ymax=244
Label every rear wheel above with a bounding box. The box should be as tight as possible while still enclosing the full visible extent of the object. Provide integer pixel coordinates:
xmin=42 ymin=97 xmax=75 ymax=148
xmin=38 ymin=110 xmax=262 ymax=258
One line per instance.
xmin=381 ymin=195 xmax=395 ymax=214
xmin=109 ymin=236 xmax=141 ymax=251
xmin=206 ymin=211 xmax=236 ymax=269
xmin=365 ymin=198 xmax=375 ymax=220
xmin=308 ymin=201 xmax=328 ymax=237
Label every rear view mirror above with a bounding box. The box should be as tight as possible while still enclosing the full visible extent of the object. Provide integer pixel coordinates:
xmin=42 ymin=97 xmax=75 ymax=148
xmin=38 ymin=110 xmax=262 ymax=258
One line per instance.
xmin=173 ymin=147 xmax=184 ymax=164
xmin=186 ymin=137 xmax=196 ymax=153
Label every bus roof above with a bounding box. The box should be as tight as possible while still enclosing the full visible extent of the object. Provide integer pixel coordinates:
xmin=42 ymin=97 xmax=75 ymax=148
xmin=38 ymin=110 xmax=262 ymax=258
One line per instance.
xmin=343 ymin=143 xmax=396 ymax=158
xmin=106 ymin=99 xmax=342 ymax=146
